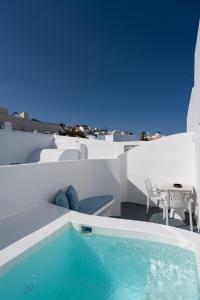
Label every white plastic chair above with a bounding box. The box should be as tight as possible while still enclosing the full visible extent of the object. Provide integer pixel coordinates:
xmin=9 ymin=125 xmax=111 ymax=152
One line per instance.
xmin=145 ymin=179 xmax=164 ymax=216
xmin=165 ymin=190 xmax=193 ymax=231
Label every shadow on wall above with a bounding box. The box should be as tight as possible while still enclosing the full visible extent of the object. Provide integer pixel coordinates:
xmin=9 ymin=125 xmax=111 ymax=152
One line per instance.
xmin=51 ymin=138 xmax=57 ymax=149
xmin=127 ymin=180 xmax=147 ymax=205
xmin=80 ymin=144 xmax=88 ymax=159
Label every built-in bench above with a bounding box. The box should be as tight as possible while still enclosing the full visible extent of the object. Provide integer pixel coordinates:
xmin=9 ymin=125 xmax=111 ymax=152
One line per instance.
xmin=79 ymin=195 xmax=115 ymax=216
xmin=54 ymin=186 xmax=115 ymax=217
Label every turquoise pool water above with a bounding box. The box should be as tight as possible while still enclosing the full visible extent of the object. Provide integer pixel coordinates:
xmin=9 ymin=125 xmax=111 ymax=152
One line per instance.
xmin=0 ymin=226 xmax=200 ymax=300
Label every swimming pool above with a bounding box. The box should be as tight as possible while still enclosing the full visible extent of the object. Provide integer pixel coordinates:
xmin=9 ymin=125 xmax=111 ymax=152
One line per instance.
xmin=0 ymin=225 xmax=199 ymax=300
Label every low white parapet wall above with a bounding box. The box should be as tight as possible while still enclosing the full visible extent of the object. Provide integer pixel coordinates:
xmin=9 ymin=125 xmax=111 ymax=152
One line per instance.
xmin=0 ymin=130 xmax=144 ymax=165
xmin=0 ymin=159 xmax=121 ymax=220
xmin=54 ymin=135 xmax=144 ymax=159
xmin=0 ymin=130 xmax=55 ymax=165
xmin=54 ymin=135 xmax=116 ymax=159
xmin=26 ymin=148 xmax=81 ymax=163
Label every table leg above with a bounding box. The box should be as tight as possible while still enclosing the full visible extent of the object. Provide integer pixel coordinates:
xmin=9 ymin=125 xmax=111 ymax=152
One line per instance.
xmin=170 ymin=208 xmax=185 ymax=220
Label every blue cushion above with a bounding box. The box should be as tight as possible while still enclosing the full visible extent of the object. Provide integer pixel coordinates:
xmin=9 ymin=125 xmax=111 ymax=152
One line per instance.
xmin=79 ymin=195 xmax=113 ymax=214
xmin=66 ymin=185 xmax=79 ymax=211
xmin=55 ymin=190 xmax=69 ymax=209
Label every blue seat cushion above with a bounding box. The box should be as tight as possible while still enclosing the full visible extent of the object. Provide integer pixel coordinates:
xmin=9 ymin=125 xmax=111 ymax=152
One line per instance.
xmin=55 ymin=190 xmax=69 ymax=209
xmin=79 ymin=195 xmax=113 ymax=214
xmin=66 ymin=185 xmax=79 ymax=211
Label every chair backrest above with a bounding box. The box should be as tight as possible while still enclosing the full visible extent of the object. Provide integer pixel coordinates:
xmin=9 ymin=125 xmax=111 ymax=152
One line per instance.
xmin=145 ymin=179 xmax=154 ymax=196
xmin=168 ymin=190 xmax=190 ymax=209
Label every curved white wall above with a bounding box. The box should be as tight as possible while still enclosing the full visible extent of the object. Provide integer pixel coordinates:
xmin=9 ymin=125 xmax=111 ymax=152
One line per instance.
xmin=124 ymin=133 xmax=195 ymax=205
xmin=54 ymin=135 xmax=116 ymax=159
xmin=26 ymin=149 xmax=80 ymax=163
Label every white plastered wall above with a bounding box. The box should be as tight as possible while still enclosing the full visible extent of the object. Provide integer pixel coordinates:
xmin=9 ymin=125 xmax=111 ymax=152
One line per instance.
xmin=123 ymin=133 xmax=195 ymax=205
xmin=26 ymin=149 xmax=81 ymax=163
xmin=0 ymin=129 xmax=144 ymax=165
xmin=187 ymin=22 xmax=200 ymax=133
xmin=187 ymin=22 xmax=200 ymax=225
xmin=0 ymin=130 xmax=55 ymax=165
xmin=54 ymin=135 xmax=143 ymax=159
xmin=54 ymin=135 xmax=116 ymax=159
xmin=0 ymin=159 xmax=121 ymax=220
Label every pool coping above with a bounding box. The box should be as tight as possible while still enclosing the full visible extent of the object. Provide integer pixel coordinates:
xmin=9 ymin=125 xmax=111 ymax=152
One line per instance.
xmin=1 ymin=211 xmax=200 ymax=280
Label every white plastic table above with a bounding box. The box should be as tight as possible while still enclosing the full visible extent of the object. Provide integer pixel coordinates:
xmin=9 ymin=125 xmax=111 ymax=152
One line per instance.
xmin=157 ymin=184 xmax=194 ymax=220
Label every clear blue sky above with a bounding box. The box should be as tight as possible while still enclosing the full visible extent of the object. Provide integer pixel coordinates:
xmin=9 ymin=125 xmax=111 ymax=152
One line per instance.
xmin=0 ymin=0 xmax=200 ymax=135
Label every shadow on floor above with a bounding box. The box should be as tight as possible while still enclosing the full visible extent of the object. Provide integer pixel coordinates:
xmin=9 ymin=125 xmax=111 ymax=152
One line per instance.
xmin=116 ymin=202 xmax=198 ymax=232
